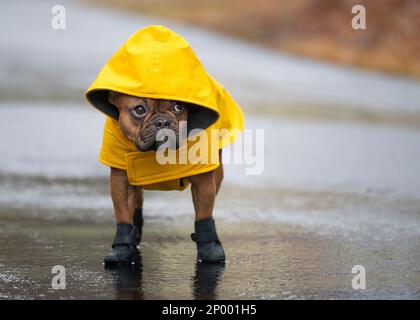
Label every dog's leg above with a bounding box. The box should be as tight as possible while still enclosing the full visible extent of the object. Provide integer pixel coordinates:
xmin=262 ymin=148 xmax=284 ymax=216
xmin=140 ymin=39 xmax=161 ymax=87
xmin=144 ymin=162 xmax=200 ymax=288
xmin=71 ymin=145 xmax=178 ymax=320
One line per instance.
xmin=189 ymin=170 xmax=216 ymax=221
xmin=214 ymin=150 xmax=224 ymax=194
xmin=104 ymin=168 xmax=140 ymax=265
xmin=128 ymin=186 xmax=143 ymax=219
xmin=110 ymin=167 xmax=133 ymax=223
xmin=189 ymin=150 xmax=223 ymax=220
xmin=131 ymin=186 xmax=144 ymax=245
xmin=188 ymin=154 xmax=225 ymax=263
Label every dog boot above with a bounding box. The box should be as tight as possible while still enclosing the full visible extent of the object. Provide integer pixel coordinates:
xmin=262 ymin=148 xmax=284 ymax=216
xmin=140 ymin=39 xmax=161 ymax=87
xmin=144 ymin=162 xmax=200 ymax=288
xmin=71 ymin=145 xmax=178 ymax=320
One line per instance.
xmin=191 ymin=218 xmax=225 ymax=263
xmin=104 ymin=223 xmax=139 ymax=266
xmin=133 ymin=208 xmax=144 ymax=245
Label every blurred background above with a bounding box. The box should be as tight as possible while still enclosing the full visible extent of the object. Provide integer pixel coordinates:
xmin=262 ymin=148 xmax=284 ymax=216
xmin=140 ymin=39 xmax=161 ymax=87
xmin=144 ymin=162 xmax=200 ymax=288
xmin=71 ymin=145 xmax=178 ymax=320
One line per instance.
xmin=0 ymin=0 xmax=419 ymax=300
xmin=96 ymin=0 xmax=420 ymax=78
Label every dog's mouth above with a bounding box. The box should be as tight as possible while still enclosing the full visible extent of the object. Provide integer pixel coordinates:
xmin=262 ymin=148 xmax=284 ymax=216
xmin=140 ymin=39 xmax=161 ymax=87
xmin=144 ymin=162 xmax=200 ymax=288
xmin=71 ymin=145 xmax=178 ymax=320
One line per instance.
xmin=136 ymin=128 xmax=180 ymax=152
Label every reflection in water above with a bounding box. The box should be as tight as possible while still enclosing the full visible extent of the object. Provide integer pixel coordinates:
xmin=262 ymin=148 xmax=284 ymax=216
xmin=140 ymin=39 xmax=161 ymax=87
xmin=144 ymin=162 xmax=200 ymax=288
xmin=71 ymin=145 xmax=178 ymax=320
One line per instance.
xmin=103 ymin=249 xmax=225 ymax=300
xmin=104 ymin=249 xmax=144 ymax=300
xmin=102 ymin=208 xmax=144 ymax=300
xmin=193 ymin=262 xmax=225 ymax=300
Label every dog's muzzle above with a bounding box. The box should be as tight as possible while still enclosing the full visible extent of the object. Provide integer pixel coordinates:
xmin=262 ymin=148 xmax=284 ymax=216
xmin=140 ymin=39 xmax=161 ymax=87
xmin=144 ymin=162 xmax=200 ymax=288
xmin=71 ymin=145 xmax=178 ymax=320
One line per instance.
xmin=137 ymin=117 xmax=180 ymax=152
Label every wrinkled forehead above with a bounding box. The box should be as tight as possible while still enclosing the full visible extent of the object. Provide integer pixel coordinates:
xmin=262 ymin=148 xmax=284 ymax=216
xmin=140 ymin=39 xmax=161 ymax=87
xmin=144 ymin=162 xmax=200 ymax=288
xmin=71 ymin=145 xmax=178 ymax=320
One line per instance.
xmin=142 ymin=98 xmax=175 ymax=109
xmin=116 ymin=94 xmax=176 ymax=109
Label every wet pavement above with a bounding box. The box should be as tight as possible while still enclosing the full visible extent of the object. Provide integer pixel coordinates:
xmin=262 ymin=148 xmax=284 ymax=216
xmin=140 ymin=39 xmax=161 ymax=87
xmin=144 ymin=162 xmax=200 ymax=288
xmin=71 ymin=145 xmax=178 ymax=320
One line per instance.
xmin=1 ymin=0 xmax=420 ymax=299
xmin=1 ymin=208 xmax=419 ymax=300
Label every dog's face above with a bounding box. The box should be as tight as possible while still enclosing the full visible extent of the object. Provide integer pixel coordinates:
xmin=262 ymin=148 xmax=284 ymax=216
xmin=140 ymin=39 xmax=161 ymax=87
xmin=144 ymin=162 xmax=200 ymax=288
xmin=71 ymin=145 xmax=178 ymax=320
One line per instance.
xmin=109 ymin=91 xmax=188 ymax=151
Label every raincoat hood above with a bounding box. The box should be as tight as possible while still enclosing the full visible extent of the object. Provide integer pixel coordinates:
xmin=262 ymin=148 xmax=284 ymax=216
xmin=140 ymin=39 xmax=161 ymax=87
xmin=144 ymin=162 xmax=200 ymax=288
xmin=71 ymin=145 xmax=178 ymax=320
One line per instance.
xmin=86 ymin=25 xmax=243 ymax=138
xmin=85 ymin=25 xmax=244 ymax=190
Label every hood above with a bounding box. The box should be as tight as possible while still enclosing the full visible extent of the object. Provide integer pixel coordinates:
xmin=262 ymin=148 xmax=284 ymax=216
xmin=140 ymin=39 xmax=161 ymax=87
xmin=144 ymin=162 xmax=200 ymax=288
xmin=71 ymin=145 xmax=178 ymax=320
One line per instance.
xmin=86 ymin=25 xmax=242 ymax=135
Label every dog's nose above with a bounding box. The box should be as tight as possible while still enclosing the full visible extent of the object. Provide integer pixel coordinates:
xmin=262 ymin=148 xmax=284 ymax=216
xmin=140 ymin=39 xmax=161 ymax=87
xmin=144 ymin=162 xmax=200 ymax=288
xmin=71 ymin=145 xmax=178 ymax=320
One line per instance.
xmin=154 ymin=119 xmax=172 ymax=128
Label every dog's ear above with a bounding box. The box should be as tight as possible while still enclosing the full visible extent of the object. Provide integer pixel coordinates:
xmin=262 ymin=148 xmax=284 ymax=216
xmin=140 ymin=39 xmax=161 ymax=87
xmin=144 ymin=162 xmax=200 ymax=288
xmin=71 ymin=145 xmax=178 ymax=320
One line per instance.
xmin=108 ymin=91 xmax=121 ymax=107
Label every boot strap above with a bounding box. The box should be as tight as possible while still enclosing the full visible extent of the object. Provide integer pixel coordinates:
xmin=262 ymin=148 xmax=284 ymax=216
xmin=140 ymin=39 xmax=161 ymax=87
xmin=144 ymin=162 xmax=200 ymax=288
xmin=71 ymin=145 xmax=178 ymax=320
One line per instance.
xmin=191 ymin=231 xmax=219 ymax=243
xmin=134 ymin=208 xmax=143 ymax=228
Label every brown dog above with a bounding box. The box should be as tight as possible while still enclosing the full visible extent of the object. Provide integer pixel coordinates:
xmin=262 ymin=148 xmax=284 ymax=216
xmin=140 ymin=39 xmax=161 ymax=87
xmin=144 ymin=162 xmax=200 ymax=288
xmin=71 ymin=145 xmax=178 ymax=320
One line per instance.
xmin=103 ymin=92 xmax=225 ymax=265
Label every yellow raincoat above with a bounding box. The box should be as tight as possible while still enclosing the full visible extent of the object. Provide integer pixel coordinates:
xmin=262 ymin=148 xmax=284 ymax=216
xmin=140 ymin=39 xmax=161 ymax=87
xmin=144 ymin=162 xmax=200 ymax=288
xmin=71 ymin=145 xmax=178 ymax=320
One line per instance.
xmin=86 ymin=25 xmax=244 ymax=190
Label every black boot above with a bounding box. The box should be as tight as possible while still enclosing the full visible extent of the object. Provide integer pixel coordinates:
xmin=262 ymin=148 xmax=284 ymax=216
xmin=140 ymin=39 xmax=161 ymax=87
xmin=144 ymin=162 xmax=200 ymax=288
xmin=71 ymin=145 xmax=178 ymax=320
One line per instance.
xmin=104 ymin=223 xmax=139 ymax=266
xmin=191 ymin=218 xmax=225 ymax=263
xmin=133 ymin=208 xmax=144 ymax=245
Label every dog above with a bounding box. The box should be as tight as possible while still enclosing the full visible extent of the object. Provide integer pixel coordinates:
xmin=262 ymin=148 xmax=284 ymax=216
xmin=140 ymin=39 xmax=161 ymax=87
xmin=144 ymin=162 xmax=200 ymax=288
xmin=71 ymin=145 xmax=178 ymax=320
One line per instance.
xmin=103 ymin=92 xmax=225 ymax=265
xmin=85 ymin=25 xmax=244 ymax=266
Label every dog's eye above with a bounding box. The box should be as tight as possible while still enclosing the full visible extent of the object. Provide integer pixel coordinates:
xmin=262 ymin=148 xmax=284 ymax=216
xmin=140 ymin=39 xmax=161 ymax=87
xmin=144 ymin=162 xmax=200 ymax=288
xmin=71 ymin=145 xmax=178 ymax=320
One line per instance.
xmin=172 ymin=103 xmax=183 ymax=113
xmin=132 ymin=105 xmax=147 ymax=118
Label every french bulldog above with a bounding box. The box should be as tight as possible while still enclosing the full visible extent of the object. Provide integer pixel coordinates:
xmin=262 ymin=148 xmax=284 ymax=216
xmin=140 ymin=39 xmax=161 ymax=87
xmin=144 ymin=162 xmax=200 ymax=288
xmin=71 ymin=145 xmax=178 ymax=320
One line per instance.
xmin=104 ymin=91 xmax=225 ymax=265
